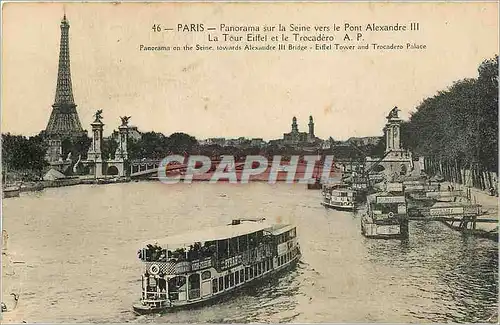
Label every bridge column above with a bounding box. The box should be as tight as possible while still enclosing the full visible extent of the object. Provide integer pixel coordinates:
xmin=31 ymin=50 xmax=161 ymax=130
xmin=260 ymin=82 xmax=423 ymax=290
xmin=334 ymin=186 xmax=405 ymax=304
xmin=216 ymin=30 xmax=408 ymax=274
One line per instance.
xmin=115 ymin=124 xmax=129 ymax=161
xmin=87 ymin=115 xmax=105 ymax=178
xmin=385 ymin=108 xmax=402 ymax=154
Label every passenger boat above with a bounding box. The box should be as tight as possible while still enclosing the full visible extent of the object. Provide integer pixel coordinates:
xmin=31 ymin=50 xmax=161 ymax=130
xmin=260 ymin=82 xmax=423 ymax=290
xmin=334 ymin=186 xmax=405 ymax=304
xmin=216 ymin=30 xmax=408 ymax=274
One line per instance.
xmin=133 ymin=218 xmax=301 ymax=314
xmin=2 ymin=186 xmax=20 ymax=198
xmin=361 ymin=182 xmax=409 ymax=239
xmin=307 ymin=177 xmax=322 ymax=190
xmin=351 ymin=175 xmax=369 ymax=192
xmin=320 ymin=183 xmax=357 ymax=211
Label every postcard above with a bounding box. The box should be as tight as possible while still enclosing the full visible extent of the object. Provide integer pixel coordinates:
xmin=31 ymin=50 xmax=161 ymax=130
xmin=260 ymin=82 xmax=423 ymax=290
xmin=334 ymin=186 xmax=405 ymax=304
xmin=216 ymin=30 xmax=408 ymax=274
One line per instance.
xmin=1 ymin=1 xmax=498 ymax=323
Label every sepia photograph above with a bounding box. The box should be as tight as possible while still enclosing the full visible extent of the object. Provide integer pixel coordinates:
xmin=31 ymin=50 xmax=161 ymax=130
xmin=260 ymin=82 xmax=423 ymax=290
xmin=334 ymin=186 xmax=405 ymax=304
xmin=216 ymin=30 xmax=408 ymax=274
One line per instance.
xmin=1 ymin=1 xmax=498 ymax=323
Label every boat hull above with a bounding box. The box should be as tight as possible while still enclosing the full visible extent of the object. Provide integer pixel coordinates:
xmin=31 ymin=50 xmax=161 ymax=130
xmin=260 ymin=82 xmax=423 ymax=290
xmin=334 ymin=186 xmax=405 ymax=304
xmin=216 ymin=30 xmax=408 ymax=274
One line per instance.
xmin=2 ymin=188 xmax=20 ymax=198
xmin=133 ymin=303 xmax=167 ymax=314
xmin=361 ymin=219 xmax=406 ymax=239
xmin=307 ymin=183 xmax=322 ymax=190
xmin=132 ymin=254 xmax=301 ymax=315
xmin=321 ymin=201 xmax=355 ymax=211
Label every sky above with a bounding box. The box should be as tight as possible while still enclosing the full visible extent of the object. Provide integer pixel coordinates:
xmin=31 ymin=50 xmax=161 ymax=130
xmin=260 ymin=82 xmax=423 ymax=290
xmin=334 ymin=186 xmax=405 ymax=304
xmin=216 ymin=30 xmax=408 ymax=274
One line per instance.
xmin=1 ymin=2 xmax=498 ymax=141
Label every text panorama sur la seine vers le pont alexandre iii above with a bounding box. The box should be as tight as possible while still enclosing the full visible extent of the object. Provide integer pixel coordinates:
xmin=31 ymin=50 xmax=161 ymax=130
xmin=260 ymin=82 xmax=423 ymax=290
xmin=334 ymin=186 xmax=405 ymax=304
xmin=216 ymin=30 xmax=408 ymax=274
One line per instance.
xmin=139 ymin=22 xmax=426 ymax=53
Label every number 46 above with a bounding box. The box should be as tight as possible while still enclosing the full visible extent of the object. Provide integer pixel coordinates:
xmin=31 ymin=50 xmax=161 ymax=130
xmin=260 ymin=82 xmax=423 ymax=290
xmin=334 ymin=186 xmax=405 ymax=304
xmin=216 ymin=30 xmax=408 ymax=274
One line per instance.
xmin=152 ymin=24 xmax=161 ymax=32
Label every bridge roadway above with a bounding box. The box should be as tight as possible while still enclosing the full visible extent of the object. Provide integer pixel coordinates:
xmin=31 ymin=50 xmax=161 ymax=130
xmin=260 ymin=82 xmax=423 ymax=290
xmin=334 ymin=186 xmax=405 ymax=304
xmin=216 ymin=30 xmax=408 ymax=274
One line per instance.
xmin=129 ymin=159 xmax=337 ymax=178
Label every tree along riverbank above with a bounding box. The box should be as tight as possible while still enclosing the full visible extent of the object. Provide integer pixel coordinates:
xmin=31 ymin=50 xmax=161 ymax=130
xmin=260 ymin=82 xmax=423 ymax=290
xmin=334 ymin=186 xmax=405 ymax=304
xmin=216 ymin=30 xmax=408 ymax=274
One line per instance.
xmin=401 ymin=55 xmax=498 ymax=194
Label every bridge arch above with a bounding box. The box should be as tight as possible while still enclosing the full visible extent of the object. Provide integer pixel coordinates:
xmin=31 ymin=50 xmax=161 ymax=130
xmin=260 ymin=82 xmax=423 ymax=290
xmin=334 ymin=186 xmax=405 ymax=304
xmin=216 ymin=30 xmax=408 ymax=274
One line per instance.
xmin=107 ymin=165 xmax=119 ymax=176
xmin=372 ymin=165 xmax=385 ymax=173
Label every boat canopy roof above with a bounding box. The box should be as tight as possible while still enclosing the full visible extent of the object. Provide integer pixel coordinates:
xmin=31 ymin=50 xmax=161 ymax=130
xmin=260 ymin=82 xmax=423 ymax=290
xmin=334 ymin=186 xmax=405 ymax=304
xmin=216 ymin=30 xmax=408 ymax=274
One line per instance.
xmin=323 ymin=183 xmax=352 ymax=190
xmin=367 ymin=191 xmax=397 ymax=200
xmin=368 ymin=191 xmax=406 ymax=204
xmin=267 ymin=223 xmax=295 ymax=236
xmin=141 ymin=221 xmax=281 ymax=249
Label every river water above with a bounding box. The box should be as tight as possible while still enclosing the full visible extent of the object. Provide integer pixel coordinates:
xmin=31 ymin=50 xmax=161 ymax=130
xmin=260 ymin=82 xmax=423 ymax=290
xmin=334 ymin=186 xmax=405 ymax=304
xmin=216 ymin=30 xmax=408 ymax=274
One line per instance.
xmin=2 ymin=182 xmax=498 ymax=323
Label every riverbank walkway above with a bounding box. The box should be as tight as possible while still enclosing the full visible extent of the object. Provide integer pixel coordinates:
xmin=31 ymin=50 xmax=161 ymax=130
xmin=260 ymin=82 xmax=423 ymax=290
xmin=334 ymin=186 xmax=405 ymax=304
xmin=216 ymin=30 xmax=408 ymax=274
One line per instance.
xmin=441 ymin=181 xmax=498 ymax=233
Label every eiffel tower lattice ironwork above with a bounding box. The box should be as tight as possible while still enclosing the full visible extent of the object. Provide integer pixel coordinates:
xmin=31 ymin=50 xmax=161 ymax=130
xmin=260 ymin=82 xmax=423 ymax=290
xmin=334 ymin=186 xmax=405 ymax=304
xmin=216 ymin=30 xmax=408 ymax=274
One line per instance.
xmin=45 ymin=14 xmax=84 ymax=138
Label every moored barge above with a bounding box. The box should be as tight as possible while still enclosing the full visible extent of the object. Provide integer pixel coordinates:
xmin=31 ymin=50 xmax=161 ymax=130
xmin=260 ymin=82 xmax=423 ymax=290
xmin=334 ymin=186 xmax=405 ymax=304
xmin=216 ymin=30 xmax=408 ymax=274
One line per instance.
xmin=133 ymin=218 xmax=301 ymax=314
xmin=321 ymin=183 xmax=357 ymax=211
xmin=2 ymin=186 xmax=20 ymax=198
xmin=361 ymin=182 xmax=409 ymax=239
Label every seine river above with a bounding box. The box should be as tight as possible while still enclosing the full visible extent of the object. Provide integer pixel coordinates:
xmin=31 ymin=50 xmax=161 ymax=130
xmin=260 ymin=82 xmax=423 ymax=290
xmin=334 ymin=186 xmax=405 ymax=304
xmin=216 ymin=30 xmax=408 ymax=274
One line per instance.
xmin=2 ymin=182 xmax=498 ymax=323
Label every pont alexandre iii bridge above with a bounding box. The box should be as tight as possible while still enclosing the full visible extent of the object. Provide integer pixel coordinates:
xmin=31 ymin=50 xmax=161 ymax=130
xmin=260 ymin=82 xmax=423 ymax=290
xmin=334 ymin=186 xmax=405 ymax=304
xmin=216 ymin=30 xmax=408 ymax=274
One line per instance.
xmin=84 ymin=107 xmax=417 ymax=180
xmin=128 ymin=158 xmax=371 ymax=179
xmin=129 ymin=159 xmax=321 ymax=178
xmin=76 ymin=112 xmax=348 ymax=179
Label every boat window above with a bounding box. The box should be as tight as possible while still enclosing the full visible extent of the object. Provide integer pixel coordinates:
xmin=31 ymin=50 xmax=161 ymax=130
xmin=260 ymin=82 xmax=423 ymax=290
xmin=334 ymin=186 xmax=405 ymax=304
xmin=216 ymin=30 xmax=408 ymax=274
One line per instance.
xmin=188 ymin=274 xmax=200 ymax=289
xmin=249 ymin=267 xmax=254 ymax=278
xmin=218 ymin=277 xmax=224 ymax=291
xmin=224 ymin=275 xmax=230 ymax=289
xmin=256 ymin=231 xmax=263 ymax=243
xmin=235 ymin=271 xmax=240 ymax=285
xmin=169 ymin=247 xmax=187 ymax=262
xmin=201 ymin=270 xmax=211 ymax=280
xmin=168 ymin=276 xmax=186 ymax=300
xmin=254 ymin=265 xmax=258 ymax=276
xmin=245 ymin=267 xmax=249 ymax=280
xmin=212 ymin=278 xmax=218 ymax=293
xmin=240 ymin=269 xmax=245 ymax=282
xmin=257 ymin=263 xmax=262 ymax=275
xmin=217 ymin=240 xmax=229 ymax=260
xmin=188 ymin=274 xmax=201 ymax=299
xmin=229 ymin=273 xmax=235 ymax=287
xmin=187 ymin=242 xmax=203 ymax=261
xmin=229 ymin=237 xmax=238 ymax=257
xmin=248 ymin=233 xmax=257 ymax=249
xmin=239 ymin=235 xmax=248 ymax=252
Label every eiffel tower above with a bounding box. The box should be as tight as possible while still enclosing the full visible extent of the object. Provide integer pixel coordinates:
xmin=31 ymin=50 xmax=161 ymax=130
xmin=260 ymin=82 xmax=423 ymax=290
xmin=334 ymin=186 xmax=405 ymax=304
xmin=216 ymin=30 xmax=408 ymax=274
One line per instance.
xmin=45 ymin=14 xmax=85 ymax=139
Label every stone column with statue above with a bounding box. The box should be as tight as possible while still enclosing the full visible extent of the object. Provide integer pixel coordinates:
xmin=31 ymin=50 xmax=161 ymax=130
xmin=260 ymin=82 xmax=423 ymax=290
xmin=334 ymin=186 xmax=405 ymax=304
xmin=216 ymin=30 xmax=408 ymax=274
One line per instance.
xmin=385 ymin=106 xmax=402 ymax=154
xmin=115 ymin=116 xmax=131 ymax=161
xmin=87 ymin=110 xmax=105 ymax=178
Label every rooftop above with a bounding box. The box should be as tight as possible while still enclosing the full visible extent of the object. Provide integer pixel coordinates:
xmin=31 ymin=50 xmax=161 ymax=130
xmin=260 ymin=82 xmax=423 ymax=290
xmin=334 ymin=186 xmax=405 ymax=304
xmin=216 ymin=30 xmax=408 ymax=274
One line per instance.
xmin=141 ymin=220 xmax=292 ymax=248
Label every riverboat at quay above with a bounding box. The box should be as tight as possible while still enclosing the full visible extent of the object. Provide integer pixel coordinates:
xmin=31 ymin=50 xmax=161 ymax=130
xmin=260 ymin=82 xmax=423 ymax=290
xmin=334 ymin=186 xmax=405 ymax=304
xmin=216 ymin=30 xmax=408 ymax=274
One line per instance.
xmin=321 ymin=183 xmax=357 ymax=211
xmin=402 ymin=180 xmax=440 ymax=193
xmin=2 ymin=186 xmax=20 ymax=198
xmin=361 ymin=183 xmax=409 ymax=239
xmin=133 ymin=218 xmax=301 ymax=314
xmin=307 ymin=177 xmax=322 ymax=190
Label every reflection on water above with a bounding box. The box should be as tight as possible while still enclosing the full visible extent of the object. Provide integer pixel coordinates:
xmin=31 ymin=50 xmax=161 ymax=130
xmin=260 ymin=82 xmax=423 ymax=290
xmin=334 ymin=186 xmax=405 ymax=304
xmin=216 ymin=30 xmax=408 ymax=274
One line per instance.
xmin=2 ymin=182 xmax=498 ymax=323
